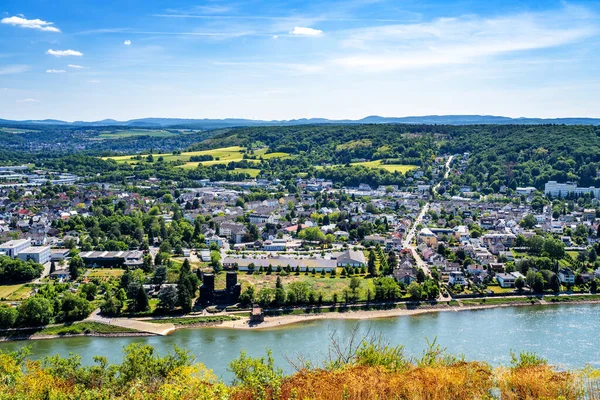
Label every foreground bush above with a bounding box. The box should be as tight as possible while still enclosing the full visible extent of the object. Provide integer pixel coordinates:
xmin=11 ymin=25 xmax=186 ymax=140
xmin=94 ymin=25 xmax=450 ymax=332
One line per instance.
xmin=0 ymin=338 xmax=598 ymax=399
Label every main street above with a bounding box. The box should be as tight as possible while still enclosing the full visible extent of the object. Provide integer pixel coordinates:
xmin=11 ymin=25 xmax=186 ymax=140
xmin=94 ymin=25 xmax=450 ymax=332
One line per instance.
xmin=402 ymin=155 xmax=454 ymax=300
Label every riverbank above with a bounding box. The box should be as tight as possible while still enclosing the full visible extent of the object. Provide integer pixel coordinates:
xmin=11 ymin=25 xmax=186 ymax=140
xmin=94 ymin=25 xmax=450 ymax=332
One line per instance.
xmin=214 ymin=297 xmax=600 ymax=330
xmin=1 ymin=297 xmax=599 ymax=341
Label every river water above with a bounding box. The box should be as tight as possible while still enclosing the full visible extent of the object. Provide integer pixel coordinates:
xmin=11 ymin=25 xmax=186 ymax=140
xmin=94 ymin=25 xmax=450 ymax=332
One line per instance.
xmin=1 ymin=304 xmax=599 ymax=381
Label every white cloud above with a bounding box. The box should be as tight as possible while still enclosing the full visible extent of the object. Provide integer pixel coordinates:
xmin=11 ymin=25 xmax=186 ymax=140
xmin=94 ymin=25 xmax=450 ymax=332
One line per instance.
xmin=46 ymin=49 xmax=83 ymax=57
xmin=1 ymin=16 xmax=60 ymax=32
xmin=333 ymin=6 xmax=598 ymax=71
xmin=17 ymin=98 xmax=40 ymax=103
xmin=124 ymin=39 xmax=132 ymax=45
xmin=290 ymin=26 xmax=323 ymax=36
xmin=0 ymin=65 xmax=30 ymax=75
xmin=88 ymin=80 xmax=100 ymax=83
xmin=46 ymin=69 xmax=66 ymax=73
xmin=68 ymin=64 xmax=84 ymax=69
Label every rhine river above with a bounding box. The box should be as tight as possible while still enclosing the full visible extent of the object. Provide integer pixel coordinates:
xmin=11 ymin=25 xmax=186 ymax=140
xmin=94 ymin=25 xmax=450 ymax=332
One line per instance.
xmin=1 ymin=304 xmax=598 ymax=381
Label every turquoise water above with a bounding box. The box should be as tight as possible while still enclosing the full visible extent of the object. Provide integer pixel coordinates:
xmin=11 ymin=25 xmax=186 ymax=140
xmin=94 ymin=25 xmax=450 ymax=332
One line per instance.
xmin=1 ymin=304 xmax=598 ymax=381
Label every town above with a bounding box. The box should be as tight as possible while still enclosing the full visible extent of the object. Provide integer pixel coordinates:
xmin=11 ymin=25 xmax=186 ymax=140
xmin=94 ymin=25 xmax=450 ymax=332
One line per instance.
xmin=0 ymin=149 xmax=599 ymax=336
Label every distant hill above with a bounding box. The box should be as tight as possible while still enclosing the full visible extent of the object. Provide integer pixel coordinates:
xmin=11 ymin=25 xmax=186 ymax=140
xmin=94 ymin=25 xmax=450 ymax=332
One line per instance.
xmin=1 ymin=115 xmax=600 ymax=128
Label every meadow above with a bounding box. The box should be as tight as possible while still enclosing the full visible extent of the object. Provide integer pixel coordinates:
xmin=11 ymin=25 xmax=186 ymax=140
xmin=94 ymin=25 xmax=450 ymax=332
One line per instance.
xmin=105 ymin=146 xmax=290 ymax=168
xmin=351 ymin=159 xmax=418 ymax=173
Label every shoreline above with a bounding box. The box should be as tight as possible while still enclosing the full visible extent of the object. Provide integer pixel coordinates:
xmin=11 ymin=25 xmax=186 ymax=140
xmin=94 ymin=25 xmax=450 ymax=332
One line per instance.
xmin=1 ymin=298 xmax=599 ymax=342
xmin=211 ymin=298 xmax=600 ymax=330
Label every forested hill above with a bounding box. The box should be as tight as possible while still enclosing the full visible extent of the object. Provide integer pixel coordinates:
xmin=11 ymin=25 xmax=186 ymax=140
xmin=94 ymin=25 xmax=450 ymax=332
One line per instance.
xmin=187 ymin=123 xmax=600 ymax=191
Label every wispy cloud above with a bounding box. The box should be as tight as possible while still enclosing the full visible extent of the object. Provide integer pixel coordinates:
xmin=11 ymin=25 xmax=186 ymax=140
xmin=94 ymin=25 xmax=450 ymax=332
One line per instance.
xmin=68 ymin=64 xmax=84 ymax=69
xmin=333 ymin=5 xmax=598 ymax=71
xmin=46 ymin=49 xmax=83 ymax=57
xmin=17 ymin=98 xmax=40 ymax=103
xmin=124 ymin=39 xmax=132 ymax=45
xmin=1 ymin=16 xmax=60 ymax=32
xmin=0 ymin=65 xmax=30 ymax=75
xmin=214 ymin=61 xmax=323 ymax=73
xmin=291 ymin=26 xmax=323 ymax=36
xmin=46 ymin=69 xmax=66 ymax=73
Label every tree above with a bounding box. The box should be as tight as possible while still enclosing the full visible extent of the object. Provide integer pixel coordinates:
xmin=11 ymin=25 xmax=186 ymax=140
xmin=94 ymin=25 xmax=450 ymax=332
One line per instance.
xmin=239 ymin=285 xmax=256 ymax=305
xmin=80 ymin=283 xmax=97 ymax=301
xmin=274 ymin=288 xmax=286 ymax=306
xmin=158 ymin=286 xmax=178 ymax=312
xmin=69 ymin=256 xmax=85 ymax=281
xmin=368 ymin=249 xmax=377 ymax=276
xmin=550 ymin=273 xmax=561 ymax=293
xmin=349 ymin=277 xmax=361 ymax=300
xmin=60 ymin=293 xmax=93 ymax=321
xmin=0 ymin=307 xmax=18 ymax=328
xmin=515 ymin=276 xmax=525 ymax=292
xmin=543 ymin=239 xmax=565 ymax=260
xmin=533 ymin=272 xmax=545 ymax=293
xmin=134 ymin=286 xmax=150 ymax=312
xmin=416 ymin=268 xmax=426 ymax=283
xmin=100 ymin=294 xmax=122 ymax=316
xmin=18 ymin=297 xmax=54 ymax=326
xmin=589 ymin=248 xmax=597 ymax=263
xmin=407 ymin=282 xmax=423 ymax=300
xmin=526 ymin=269 xmax=537 ymax=291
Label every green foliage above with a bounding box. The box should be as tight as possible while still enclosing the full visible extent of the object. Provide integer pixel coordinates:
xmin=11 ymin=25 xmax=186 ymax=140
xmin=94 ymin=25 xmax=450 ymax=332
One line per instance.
xmin=228 ymin=349 xmax=284 ymax=399
xmin=0 ymin=256 xmax=44 ymax=284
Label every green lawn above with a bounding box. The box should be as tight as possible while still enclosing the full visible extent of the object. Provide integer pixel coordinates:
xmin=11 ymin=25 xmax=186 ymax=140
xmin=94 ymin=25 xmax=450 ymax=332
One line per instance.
xmin=148 ymin=315 xmax=241 ymax=325
xmin=87 ymin=268 xmax=125 ymax=278
xmin=0 ymin=284 xmax=24 ymax=299
xmin=38 ymin=322 xmax=138 ymax=335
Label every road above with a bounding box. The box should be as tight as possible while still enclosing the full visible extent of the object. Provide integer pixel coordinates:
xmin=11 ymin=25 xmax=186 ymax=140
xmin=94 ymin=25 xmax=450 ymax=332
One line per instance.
xmin=402 ymin=155 xmax=454 ymax=301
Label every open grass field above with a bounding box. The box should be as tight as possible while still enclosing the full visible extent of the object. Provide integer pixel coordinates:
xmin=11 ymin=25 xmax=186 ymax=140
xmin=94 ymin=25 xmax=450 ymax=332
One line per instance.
xmin=315 ymin=160 xmax=417 ymax=174
xmin=104 ymin=146 xmax=290 ymax=168
xmin=0 ymin=284 xmax=24 ymax=299
xmin=86 ymin=268 xmax=125 ymax=279
xmin=5 ymin=284 xmax=34 ymax=301
xmin=234 ymin=168 xmax=261 ymax=177
xmin=213 ymin=271 xmax=377 ymax=302
xmin=351 ymin=159 xmax=417 ymax=173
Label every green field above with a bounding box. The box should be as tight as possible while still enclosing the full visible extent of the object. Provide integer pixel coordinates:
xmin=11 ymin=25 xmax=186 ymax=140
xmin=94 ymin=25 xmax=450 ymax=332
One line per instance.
xmin=87 ymin=268 xmax=125 ymax=279
xmin=351 ymin=160 xmax=417 ymax=173
xmin=0 ymin=284 xmax=24 ymax=299
xmin=315 ymin=159 xmax=417 ymax=174
xmin=105 ymin=146 xmax=290 ymax=168
xmin=234 ymin=168 xmax=261 ymax=177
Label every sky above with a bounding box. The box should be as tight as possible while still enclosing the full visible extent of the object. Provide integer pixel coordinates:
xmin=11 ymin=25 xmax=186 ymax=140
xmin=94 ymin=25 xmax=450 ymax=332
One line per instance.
xmin=1 ymin=0 xmax=600 ymax=121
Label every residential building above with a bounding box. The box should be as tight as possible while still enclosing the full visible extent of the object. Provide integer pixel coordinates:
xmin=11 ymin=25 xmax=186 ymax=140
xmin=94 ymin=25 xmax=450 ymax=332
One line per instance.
xmin=496 ymin=273 xmax=516 ymax=288
xmin=558 ymin=268 xmax=575 ymax=285
xmin=336 ymin=250 xmax=367 ymax=267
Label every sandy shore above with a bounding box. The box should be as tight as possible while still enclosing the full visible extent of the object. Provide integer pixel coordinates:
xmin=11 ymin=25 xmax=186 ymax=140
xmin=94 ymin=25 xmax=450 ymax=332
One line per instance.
xmin=215 ymin=299 xmax=600 ymax=330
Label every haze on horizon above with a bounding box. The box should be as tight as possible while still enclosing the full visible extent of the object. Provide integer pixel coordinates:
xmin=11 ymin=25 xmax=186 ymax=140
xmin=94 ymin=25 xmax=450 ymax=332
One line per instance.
xmin=1 ymin=0 xmax=600 ymax=122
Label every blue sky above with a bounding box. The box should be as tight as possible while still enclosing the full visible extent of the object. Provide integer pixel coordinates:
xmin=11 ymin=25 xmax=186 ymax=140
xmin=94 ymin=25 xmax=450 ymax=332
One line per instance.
xmin=1 ymin=0 xmax=600 ymax=121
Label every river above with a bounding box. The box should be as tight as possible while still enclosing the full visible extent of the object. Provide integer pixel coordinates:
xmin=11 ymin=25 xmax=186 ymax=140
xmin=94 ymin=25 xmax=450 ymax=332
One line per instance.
xmin=1 ymin=304 xmax=599 ymax=381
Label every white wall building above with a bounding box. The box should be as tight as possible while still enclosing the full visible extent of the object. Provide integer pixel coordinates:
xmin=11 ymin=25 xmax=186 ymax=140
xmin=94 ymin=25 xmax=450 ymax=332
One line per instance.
xmin=544 ymin=181 xmax=600 ymax=198
xmin=17 ymin=246 xmax=51 ymax=264
xmin=0 ymin=239 xmax=32 ymax=258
